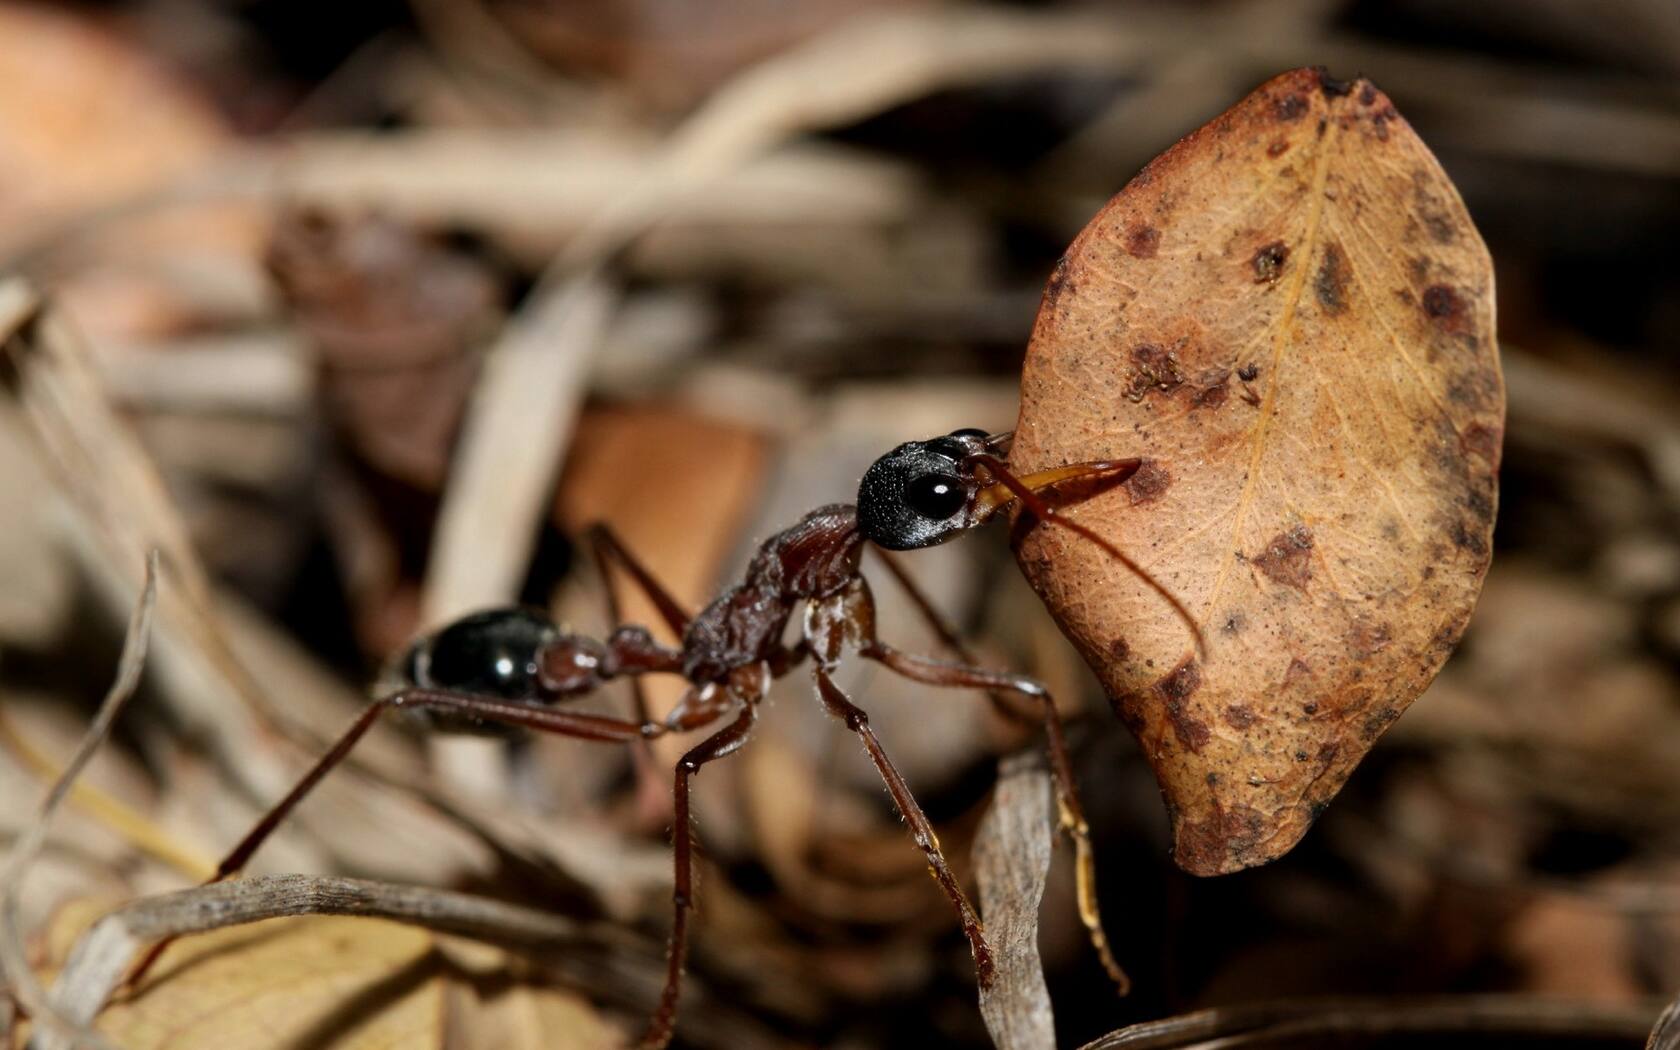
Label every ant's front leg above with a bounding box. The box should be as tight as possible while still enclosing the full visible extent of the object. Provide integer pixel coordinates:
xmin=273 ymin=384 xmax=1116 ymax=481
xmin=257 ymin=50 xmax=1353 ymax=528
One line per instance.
xmin=861 ymin=640 xmax=1130 ymax=994
xmin=125 ymin=688 xmax=673 ymax=993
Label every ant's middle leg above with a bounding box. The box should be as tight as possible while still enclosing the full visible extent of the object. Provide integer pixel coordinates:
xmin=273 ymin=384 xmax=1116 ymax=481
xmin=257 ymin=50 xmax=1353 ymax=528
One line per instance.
xmin=642 ymin=701 xmax=757 ymax=1050
xmin=126 ymin=687 xmax=675 ymax=990
xmin=860 ymin=641 xmax=1130 ymax=993
xmin=811 ymin=666 xmax=995 ymax=987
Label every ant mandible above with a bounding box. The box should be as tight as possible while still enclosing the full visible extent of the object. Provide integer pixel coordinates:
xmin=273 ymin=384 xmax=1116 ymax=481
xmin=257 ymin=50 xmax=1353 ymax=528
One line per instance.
xmin=129 ymin=429 xmax=1202 ymax=1048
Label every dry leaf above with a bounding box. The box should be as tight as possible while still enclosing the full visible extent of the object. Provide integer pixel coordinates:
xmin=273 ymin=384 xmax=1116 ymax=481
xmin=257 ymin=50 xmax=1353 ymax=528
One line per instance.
xmin=1011 ymin=68 xmax=1503 ymax=875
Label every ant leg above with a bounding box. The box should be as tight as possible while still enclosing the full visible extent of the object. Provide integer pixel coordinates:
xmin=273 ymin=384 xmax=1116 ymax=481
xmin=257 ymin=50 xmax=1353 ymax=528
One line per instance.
xmin=127 ymin=688 xmax=673 ymax=991
xmin=811 ymin=666 xmax=995 ymax=987
xmin=869 ymin=547 xmax=1034 ymax=727
xmin=585 ymin=523 xmax=691 ymax=637
xmin=860 ymin=641 xmax=1130 ymax=993
xmin=643 ymin=703 xmax=757 ymax=1050
xmin=585 ymin=523 xmax=690 ymax=821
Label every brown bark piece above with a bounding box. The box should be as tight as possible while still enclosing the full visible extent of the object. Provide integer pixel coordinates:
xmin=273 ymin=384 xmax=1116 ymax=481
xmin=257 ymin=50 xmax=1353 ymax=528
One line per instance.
xmin=1011 ymin=68 xmax=1503 ymax=875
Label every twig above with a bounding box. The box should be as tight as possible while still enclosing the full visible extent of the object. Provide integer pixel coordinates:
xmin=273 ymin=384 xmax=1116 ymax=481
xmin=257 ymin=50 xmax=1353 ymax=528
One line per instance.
xmin=1078 ymin=995 xmax=1661 ymax=1049
xmin=31 ymin=873 xmax=791 ymax=1050
xmin=974 ymin=752 xmax=1056 ymax=1050
xmin=0 ymin=550 xmax=159 ymax=1050
xmin=32 ymin=873 xmax=640 ymax=1050
xmin=1651 ymin=993 xmax=1680 ymax=1050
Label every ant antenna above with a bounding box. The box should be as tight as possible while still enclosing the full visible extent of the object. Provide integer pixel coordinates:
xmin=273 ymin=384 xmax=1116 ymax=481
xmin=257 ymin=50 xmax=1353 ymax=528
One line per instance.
xmin=966 ymin=453 xmax=1208 ymax=660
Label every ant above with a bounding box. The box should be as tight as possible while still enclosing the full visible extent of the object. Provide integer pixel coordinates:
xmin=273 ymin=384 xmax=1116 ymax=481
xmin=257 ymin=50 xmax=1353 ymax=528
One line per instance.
xmin=128 ymin=428 xmax=1201 ymax=1048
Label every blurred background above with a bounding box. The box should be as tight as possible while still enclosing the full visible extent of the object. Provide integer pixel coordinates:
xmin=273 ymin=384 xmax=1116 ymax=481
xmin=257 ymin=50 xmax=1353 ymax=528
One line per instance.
xmin=1 ymin=0 xmax=1678 ymax=1047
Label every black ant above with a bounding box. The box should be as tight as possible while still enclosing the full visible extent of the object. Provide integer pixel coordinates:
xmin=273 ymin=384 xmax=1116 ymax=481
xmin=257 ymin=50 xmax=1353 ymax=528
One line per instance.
xmin=127 ymin=429 xmax=1201 ymax=1048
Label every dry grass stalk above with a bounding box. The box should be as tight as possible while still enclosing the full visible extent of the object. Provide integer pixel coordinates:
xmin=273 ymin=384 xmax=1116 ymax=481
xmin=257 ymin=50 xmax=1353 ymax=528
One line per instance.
xmin=1 ymin=549 xmax=157 ymax=1050
xmin=974 ymin=752 xmax=1057 ymax=1050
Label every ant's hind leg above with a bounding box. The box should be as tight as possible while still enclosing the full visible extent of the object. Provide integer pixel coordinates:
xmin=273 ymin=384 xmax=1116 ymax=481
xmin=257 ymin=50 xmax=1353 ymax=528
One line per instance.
xmin=585 ymin=523 xmax=692 ymax=637
xmin=126 ymin=689 xmax=668 ymax=993
xmin=861 ymin=642 xmax=1130 ymax=995
xmin=811 ymin=666 xmax=995 ymax=987
xmin=642 ymin=704 xmax=757 ymax=1050
xmin=585 ymin=523 xmax=691 ymax=823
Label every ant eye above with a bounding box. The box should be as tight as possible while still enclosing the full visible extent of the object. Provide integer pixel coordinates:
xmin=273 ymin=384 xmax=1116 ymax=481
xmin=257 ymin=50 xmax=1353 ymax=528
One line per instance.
xmin=905 ymin=472 xmax=966 ymax=520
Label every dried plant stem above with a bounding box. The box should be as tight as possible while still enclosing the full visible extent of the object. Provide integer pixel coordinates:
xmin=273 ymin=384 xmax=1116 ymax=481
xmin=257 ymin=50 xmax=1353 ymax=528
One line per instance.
xmin=1651 ymin=994 xmax=1680 ymax=1050
xmin=1079 ymin=995 xmax=1662 ymax=1049
xmin=0 ymin=550 xmax=159 ymax=1050
xmin=31 ymin=873 xmax=647 ymax=1050
xmin=974 ymin=752 xmax=1056 ymax=1050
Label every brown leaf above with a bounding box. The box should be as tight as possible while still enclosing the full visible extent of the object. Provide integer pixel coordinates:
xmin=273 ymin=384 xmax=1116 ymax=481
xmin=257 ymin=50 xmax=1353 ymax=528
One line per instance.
xmin=1010 ymin=68 xmax=1503 ymax=875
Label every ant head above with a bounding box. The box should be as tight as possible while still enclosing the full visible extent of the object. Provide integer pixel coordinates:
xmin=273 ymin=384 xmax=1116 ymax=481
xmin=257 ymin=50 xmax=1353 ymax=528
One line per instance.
xmin=857 ymin=429 xmax=1000 ymax=550
xmin=403 ymin=607 xmax=558 ymax=701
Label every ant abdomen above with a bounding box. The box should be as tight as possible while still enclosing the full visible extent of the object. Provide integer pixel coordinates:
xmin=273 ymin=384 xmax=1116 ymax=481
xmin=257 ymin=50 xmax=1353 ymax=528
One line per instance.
xmin=397 ymin=607 xmax=560 ymax=734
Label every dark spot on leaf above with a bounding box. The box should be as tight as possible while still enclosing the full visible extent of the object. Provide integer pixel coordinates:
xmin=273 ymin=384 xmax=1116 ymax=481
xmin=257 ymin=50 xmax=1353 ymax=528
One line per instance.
xmin=1302 ymin=702 xmax=1319 ymax=715
xmin=1450 ymin=518 xmax=1488 ymax=557
xmin=1222 ymin=611 xmax=1246 ymax=635
xmin=1192 ymin=374 xmax=1230 ymax=410
xmin=1314 ymin=243 xmax=1347 ymax=313
xmin=1126 ymin=224 xmax=1160 ymax=259
xmin=1252 ymin=241 xmax=1289 ymax=283
xmin=1422 ymin=284 xmax=1469 ymax=334
xmin=1155 ymin=655 xmax=1201 ymax=703
xmin=1125 ymin=459 xmax=1172 ymax=504
xmin=1108 ymin=637 xmax=1130 ymax=662
xmin=1359 ymin=83 xmax=1377 ymax=105
xmin=1371 ymin=106 xmax=1395 ymax=141
xmin=1154 ymin=656 xmax=1209 ymax=752
xmin=1254 ymin=525 xmax=1314 ymax=590
xmin=1362 ymin=706 xmax=1400 ymax=740
xmin=1284 ymin=657 xmax=1312 ymax=684
xmin=1274 ymin=94 xmax=1308 ymax=122
xmin=1465 ymin=486 xmax=1494 ymax=524
xmin=1267 ymin=138 xmax=1290 ymax=158
xmin=1042 ymin=254 xmax=1073 ymax=311
xmin=1223 ymin=704 xmax=1256 ymax=730
xmin=1315 ymin=67 xmax=1355 ymax=98
xmin=1433 ymin=618 xmax=1468 ymax=652
xmin=1237 ymin=362 xmax=1259 ymax=382
xmin=1126 ymin=342 xmax=1184 ymax=401
xmin=1347 ymin=620 xmax=1392 ymax=656
xmin=1462 ymin=422 xmax=1501 ymax=466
